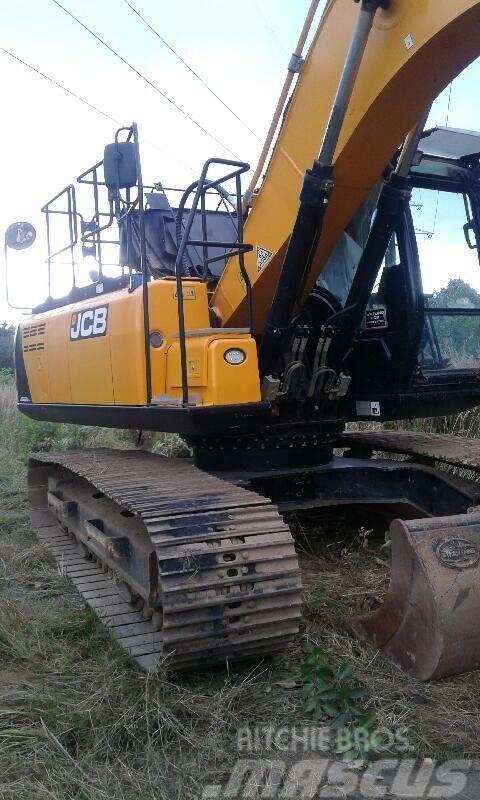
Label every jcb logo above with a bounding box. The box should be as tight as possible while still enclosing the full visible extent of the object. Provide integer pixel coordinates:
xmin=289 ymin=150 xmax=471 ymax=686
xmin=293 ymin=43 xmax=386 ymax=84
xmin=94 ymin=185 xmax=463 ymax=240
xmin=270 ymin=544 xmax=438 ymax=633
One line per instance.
xmin=70 ymin=306 xmax=108 ymax=341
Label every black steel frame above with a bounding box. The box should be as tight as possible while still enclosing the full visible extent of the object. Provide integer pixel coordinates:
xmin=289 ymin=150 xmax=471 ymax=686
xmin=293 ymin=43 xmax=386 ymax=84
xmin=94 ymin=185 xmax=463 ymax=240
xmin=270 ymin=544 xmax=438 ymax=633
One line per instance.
xmin=77 ymin=159 xmax=118 ymax=279
xmin=173 ymin=157 xmax=252 ymax=405
xmin=41 ymin=184 xmax=80 ymax=298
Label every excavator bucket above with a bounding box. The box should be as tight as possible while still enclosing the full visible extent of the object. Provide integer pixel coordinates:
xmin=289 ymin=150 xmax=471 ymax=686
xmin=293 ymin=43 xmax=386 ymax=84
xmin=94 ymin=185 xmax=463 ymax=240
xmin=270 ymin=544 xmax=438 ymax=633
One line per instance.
xmin=350 ymin=510 xmax=480 ymax=681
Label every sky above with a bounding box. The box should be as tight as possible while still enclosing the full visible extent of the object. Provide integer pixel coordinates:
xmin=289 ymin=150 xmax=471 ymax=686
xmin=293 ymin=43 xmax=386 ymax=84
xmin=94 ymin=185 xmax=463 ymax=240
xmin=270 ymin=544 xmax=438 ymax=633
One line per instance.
xmin=2 ymin=0 xmax=480 ymax=319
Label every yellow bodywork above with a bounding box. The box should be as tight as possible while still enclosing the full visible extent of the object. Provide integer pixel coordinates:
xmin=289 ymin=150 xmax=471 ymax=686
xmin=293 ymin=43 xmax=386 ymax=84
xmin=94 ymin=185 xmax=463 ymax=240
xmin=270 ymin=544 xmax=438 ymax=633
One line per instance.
xmin=20 ymin=279 xmax=261 ymax=407
xmin=212 ymin=0 xmax=480 ymax=332
xmin=18 ymin=0 xmax=480 ymax=412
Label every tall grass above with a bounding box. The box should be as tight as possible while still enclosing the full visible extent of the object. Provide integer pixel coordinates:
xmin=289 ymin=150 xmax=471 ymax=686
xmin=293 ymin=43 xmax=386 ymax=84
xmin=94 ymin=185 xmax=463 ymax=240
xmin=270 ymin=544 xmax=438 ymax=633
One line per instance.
xmin=405 ymin=407 xmax=480 ymax=438
xmin=2 ymin=374 xmax=480 ymax=796
xmin=0 ymin=373 xmax=188 ymax=463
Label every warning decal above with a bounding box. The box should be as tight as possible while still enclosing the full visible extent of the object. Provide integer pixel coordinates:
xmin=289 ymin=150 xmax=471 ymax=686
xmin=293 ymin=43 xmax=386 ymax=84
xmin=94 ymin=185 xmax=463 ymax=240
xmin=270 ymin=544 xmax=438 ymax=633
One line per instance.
xmin=256 ymin=246 xmax=273 ymax=273
xmin=365 ymin=306 xmax=388 ymax=330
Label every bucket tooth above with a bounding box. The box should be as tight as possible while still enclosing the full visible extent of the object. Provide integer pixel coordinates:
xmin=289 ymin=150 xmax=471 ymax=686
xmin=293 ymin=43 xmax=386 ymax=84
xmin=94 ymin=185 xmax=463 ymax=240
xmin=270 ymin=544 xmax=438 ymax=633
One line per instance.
xmin=349 ymin=511 xmax=480 ymax=681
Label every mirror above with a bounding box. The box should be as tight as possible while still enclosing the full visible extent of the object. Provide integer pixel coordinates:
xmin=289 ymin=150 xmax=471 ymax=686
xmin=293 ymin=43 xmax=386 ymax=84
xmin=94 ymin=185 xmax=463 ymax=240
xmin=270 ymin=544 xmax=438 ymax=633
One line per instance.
xmin=103 ymin=141 xmax=137 ymax=191
xmin=4 ymin=221 xmax=36 ymax=251
xmin=464 ymin=220 xmax=478 ymax=251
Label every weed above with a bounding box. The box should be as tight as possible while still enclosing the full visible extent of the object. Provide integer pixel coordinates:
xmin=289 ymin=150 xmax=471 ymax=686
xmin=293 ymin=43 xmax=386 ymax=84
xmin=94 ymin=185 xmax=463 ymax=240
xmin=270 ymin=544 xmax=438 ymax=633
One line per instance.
xmin=284 ymin=642 xmax=377 ymax=767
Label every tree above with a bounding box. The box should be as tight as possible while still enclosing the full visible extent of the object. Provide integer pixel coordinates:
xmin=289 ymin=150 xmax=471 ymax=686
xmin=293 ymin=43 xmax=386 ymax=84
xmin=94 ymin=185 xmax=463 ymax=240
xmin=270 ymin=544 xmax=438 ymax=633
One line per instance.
xmin=0 ymin=323 xmax=15 ymax=370
xmin=427 ymin=279 xmax=480 ymax=362
xmin=429 ymin=278 xmax=480 ymax=310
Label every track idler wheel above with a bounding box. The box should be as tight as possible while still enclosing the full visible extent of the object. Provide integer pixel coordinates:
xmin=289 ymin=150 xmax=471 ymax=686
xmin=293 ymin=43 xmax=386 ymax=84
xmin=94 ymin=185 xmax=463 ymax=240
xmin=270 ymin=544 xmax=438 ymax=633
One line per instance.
xmin=349 ymin=510 xmax=480 ymax=681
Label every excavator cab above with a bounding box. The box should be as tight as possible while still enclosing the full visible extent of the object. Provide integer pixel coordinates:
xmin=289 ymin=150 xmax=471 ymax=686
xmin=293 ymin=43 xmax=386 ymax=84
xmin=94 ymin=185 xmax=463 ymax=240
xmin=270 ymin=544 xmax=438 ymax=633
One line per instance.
xmin=411 ymin=128 xmax=480 ymax=376
xmin=323 ymin=127 xmax=480 ymax=424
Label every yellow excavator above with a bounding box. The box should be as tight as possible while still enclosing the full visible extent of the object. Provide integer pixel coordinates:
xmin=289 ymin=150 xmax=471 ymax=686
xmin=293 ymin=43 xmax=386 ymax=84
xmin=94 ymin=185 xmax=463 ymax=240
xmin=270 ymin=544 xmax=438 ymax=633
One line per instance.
xmin=7 ymin=0 xmax=480 ymax=679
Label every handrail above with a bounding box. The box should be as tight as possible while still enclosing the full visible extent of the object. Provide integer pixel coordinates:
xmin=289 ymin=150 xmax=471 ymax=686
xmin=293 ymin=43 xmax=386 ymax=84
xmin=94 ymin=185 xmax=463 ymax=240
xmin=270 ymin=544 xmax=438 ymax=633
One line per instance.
xmin=174 ymin=158 xmax=251 ymax=405
xmin=41 ymin=183 xmax=79 ymax=297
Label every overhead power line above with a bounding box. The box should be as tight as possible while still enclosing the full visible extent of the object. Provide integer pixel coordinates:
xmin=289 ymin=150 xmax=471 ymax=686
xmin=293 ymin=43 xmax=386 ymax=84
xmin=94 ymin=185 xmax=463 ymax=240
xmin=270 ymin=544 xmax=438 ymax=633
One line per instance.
xmin=250 ymin=0 xmax=289 ymax=58
xmin=123 ymin=0 xmax=261 ymax=142
xmin=1 ymin=46 xmax=119 ymax=125
xmin=49 ymin=0 xmax=239 ymax=159
xmin=445 ymin=83 xmax=453 ymax=128
xmin=0 ymin=47 xmax=195 ymax=171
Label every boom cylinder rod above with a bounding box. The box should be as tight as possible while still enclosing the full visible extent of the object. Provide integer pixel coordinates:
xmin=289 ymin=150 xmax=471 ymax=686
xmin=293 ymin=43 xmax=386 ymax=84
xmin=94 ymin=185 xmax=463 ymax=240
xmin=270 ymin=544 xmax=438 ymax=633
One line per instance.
xmin=260 ymin=0 xmax=388 ymax=377
xmin=319 ymin=0 xmax=386 ymax=166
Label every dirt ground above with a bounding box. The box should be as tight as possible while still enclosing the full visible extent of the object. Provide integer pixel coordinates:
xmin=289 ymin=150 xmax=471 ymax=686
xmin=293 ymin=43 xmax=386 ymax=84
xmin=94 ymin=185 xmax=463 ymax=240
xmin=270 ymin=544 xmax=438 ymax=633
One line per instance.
xmin=2 ymin=450 xmax=480 ymax=799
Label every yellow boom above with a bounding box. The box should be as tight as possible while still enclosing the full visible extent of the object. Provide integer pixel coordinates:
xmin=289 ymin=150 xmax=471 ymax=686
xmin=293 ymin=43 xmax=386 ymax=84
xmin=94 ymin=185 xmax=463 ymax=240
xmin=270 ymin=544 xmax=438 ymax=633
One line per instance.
xmin=211 ymin=0 xmax=480 ymax=332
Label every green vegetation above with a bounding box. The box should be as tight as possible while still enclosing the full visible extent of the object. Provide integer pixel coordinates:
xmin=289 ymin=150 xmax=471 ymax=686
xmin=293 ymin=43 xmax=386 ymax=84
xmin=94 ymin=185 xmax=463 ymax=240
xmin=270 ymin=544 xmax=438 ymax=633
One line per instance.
xmin=283 ymin=641 xmax=377 ymax=767
xmin=426 ymin=279 xmax=480 ymax=366
xmin=0 ymin=323 xmax=14 ymax=370
xmin=2 ymin=373 xmax=480 ymax=797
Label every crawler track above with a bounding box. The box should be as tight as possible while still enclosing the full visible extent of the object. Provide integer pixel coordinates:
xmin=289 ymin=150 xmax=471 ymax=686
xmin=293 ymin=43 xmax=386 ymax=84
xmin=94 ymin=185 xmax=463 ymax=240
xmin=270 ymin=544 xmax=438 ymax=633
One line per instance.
xmin=28 ymin=449 xmax=302 ymax=672
xmin=338 ymin=430 xmax=480 ymax=472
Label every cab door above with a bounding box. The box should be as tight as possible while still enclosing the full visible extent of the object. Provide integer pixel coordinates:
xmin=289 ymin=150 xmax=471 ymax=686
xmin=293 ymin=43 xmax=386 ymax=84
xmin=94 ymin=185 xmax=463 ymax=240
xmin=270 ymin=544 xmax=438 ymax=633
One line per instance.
xmin=342 ymin=211 xmax=422 ymax=401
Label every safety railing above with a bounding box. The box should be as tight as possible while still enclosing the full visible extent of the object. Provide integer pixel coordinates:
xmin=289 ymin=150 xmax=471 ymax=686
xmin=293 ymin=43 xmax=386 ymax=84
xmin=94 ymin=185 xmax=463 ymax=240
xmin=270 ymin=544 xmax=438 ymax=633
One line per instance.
xmin=37 ymin=124 xmax=253 ymax=410
xmin=41 ymin=183 xmax=80 ymax=299
xmin=174 ymin=157 xmax=252 ymax=405
xmin=77 ymin=159 xmax=117 ymax=279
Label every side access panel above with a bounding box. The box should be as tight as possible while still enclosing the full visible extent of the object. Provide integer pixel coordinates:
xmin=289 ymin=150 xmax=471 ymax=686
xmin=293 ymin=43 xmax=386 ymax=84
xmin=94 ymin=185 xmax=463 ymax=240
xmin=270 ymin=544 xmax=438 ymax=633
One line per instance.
xmin=17 ymin=279 xmax=211 ymax=407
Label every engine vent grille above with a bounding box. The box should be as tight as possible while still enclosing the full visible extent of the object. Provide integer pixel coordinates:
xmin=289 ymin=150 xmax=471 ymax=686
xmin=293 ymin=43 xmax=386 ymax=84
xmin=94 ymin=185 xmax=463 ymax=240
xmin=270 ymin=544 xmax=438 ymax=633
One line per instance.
xmin=23 ymin=342 xmax=45 ymax=352
xmin=23 ymin=323 xmax=46 ymax=338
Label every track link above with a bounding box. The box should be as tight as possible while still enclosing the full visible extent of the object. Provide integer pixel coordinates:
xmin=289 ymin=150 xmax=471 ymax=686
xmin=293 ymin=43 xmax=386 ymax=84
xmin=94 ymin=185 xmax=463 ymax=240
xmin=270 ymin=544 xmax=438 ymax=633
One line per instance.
xmin=28 ymin=449 xmax=302 ymax=672
xmin=338 ymin=430 xmax=480 ymax=472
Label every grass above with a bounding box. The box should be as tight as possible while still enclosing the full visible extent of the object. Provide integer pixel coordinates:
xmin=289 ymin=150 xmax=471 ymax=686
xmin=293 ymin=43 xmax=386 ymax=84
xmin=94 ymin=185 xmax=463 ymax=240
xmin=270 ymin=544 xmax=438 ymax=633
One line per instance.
xmin=2 ymin=374 xmax=480 ymax=797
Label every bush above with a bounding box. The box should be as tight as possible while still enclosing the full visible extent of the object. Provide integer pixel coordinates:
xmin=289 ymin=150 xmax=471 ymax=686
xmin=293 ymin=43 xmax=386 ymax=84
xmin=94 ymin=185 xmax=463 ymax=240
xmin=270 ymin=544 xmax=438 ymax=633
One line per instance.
xmin=0 ymin=323 xmax=14 ymax=370
xmin=0 ymin=373 xmax=188 ymax=463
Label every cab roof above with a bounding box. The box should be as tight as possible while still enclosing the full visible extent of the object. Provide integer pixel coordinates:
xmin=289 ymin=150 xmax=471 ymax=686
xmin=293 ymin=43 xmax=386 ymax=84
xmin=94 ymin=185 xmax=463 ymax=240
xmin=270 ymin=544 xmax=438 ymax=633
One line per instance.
xmin=411 ymin=127 xmax=480 ymax=184
xmin=420 ymin=127 xmax=480 ymax=160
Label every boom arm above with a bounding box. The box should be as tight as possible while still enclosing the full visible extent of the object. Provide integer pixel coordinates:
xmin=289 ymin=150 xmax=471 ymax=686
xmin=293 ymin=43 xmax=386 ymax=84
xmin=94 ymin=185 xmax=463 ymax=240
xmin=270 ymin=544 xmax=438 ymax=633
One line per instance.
xmin=211 ymin=0 xmax=480 ymax=332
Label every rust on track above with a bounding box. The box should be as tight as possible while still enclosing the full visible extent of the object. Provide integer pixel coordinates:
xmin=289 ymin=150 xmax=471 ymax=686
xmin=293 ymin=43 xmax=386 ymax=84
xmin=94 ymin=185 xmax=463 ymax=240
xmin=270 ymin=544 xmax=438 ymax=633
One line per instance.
xmin=28 ymin=449 xmax=302 ymax=672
